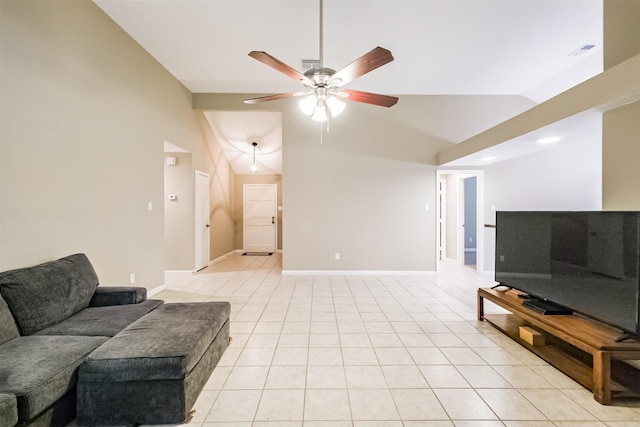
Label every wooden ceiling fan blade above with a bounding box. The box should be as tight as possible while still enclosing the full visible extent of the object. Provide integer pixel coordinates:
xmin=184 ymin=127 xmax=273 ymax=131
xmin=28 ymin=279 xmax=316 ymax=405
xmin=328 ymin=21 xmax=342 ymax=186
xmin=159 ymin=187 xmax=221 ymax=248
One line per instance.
xmin=339 ymin=89 xmax=398 ymax=107
xmin=244 ymin=92 xmax=301 ymax=104
xmin=248 ymin=51 xmax=314 ymax=86
xmin=329 ymin=47 xmax=394 ymax=87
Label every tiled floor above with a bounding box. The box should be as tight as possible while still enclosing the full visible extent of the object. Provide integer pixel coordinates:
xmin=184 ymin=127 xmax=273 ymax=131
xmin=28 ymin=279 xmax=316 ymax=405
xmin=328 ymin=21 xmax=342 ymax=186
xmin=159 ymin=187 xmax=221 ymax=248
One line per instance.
xmin=154 ymin=252 xmax=640 ymax=427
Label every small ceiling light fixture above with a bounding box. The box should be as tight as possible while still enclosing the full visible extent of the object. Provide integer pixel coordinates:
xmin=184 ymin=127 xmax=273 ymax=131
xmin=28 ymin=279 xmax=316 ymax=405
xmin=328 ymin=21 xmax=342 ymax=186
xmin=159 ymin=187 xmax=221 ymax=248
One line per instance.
xmin=537 ymin=136 xmax=561 ymax=144
xmin=481 ymin=156 xmax=497 ymax=162
xmin=250 ymin=142 xmax=259 ymax=173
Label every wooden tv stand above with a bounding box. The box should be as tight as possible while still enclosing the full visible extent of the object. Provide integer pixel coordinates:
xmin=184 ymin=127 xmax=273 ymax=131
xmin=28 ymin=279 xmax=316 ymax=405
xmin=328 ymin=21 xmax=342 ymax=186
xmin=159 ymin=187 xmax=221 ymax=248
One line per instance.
xmin=478 ymin=287 xmax=640 ymax=404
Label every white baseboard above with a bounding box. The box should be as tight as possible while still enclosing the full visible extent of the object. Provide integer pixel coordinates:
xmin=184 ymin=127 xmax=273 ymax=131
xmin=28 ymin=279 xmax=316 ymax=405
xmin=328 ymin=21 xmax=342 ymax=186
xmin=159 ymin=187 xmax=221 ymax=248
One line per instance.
xmin=282 ymin=270 xmax=436 ymax=276
xmin=147 ymin=284 xmax=167 ymax=297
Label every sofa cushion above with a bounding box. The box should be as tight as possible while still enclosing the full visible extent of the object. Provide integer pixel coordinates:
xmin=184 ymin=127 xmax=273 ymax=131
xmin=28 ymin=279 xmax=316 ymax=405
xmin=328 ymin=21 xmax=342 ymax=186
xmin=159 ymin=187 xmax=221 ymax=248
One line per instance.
xmin=0 ymin=294 xmax=19 ymax=345
xmin=0 ymin=335 xmax=108 ymax=421
xmin=35 ymin=299 xmax=163 ymax=337
xmin=81 ymin=302 xmax=231 ymax=382
xmin=0 ymin=254 xmax=99 ymax=335
xmin=0 ymin=393 xmax=18 ymax=427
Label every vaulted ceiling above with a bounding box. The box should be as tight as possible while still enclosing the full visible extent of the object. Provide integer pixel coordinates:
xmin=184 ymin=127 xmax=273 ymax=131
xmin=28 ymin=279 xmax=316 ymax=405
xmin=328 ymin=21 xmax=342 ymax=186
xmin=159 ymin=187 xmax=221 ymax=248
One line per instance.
xmin=95 ymin=0 xmax=604 ymax=172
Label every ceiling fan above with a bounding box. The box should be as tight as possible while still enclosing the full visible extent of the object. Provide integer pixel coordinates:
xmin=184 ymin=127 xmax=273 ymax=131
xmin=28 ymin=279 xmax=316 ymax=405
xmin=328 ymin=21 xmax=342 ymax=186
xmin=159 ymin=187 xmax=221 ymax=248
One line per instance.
xmin=243 ymin=0 xmax=398 ymax=122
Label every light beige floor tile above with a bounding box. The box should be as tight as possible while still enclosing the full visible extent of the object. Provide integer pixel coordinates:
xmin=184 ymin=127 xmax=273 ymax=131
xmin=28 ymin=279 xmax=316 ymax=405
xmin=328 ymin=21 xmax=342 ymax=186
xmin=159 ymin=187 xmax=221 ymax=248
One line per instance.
xmin=352 ymin=421 xmax=404 ymax=427
xmin=235 ymin=348 xmax=275 ymax=366
xmin=433 ymin=389 xmax=498 ymax=420
xmin=419 ymin=365 xmax=471 ymax=388
xmin=253 ymin=422 xmax=301 ymax=427
xmin=429 ymin=333 xmax=468 ymax=347
xmin=309 ymin=333 xmax=340 ymax=347
xmin=201 ymin=422 xmax=251 ymax=427
xmin=308 ymin=347 xmax=342 ymax=365
xmin=374 ymin=347 xmax=414 ymax=365
xmin=282 ymin=321 xmax=310 ymax=333
xmin=264 ymin=365 xmax=306 ymax=389
xmin=560 ymin=388 xmax=640 ymax=421
xmin=391 ymin=388 xmax=449 ymax=420
xmin=476 ymin=388 xmax=547 ymax=420
xmin=349 ymin=389 xmax=400 ymax=420
xmin=345 ymin=365 xmax=388 ymax=388
xmin=272 ymin=347 xmax=308 ymax=365
xmin=244 ymin=333 xmax=279 ymax=348
xmin=304 ymin=389 xmax=351 ymax=421
xmin=456 ymin=365 xmax=513 ymax=388
xmin=304 ymin=422 xmax=351 ymax=427
xmin=338 ymin=321 xmax=368 ymax=333
xmin=278 ymin=333 xmax=309 ymax=348
xmin=203 ymin=366 xmax=232 ymax=390
xmin=532 ymin=365 xmax=581 ymax=389
xmin=205 ymin=390 xmax=261 ymax=422
xmin=342 ymin=347 xmax=379 ymax=365
xmin=223 ymin=366 xmax=269 ymax=389
xmin=369 ymin=333 xmax=404 ymax=347
xmin=255 ymin=389 xmax=305 ymax=421
xmin=306 ymin=365 xmax=347 ymax=388
xmin=492 ymin=365 xmax=554 ymax=389
xmin=403 ymin=422 xmax=454 ymax=427
xmin=519 ymin=389 xmax=597 ymax=421
xmin=310 ymin=321 xmax=338 ymax=333
xmin=382 ymin=365 xmax=429 ymax=388
xmin=407 ymin=347 xmax=450 ymax=364
xmin=398 ymin=333 xmax=436 ymax=347
xmin=474 ymin=347 xmax=525 ymax=365
xmin=217 ymin=348 xmax=242 ymax=367
xmin=502 ymin=422 xmax=555 ymax=427
xmin=252 ymin=321 xmax=283 ymax=333
xmin=189 ymin=390 xmax=218 ymax=423
xmin=339 ymin=333 xmax=372 ymax=347
xmin=451 ymin=422 xmax=506 ymax=427
xmin=441 ymin=347 xmax=488 ymax=365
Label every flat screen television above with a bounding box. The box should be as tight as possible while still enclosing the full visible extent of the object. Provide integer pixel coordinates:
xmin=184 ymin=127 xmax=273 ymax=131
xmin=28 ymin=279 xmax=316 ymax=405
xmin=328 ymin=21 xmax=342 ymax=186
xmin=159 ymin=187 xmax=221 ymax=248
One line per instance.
xmin=495 ymin=211 xmax=640 ymax=337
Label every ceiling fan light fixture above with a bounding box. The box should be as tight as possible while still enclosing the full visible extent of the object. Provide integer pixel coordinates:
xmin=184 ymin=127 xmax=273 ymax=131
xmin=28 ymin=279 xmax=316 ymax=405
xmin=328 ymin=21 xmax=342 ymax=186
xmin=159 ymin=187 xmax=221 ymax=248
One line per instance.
xmin=311 ymin=103 xmax=328 ymax=122
xmin=326 ymin=96 xmax=345 ymax=117
xmin=299 ymin=95 xmax=316 ymax=116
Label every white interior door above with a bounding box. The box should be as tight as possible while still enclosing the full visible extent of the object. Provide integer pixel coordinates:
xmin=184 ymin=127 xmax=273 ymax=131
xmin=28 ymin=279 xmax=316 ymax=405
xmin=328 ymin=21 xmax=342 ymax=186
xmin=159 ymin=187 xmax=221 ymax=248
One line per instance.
xmin=195 ymin=171 xmax=210 ymax=271
xmin=243 ymin=184 xmax=277 ymax=253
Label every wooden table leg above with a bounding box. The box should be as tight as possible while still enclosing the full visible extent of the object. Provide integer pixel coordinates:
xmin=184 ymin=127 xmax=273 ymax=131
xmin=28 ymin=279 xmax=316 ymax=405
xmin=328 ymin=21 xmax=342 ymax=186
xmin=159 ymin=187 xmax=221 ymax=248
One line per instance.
xmin=477 ymin=291 xmax=484 ymax=321
xmin=593 ymin=351 xmax=611 ymax=404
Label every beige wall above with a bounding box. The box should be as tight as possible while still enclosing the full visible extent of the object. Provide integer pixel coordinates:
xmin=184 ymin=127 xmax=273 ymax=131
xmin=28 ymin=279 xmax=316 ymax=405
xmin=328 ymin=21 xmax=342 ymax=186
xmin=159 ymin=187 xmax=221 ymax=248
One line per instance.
xmin=603 ymin=101 xmax=640 ymax=210
xmin=604 ymin=0 xmax=640 ymax=70
xmin=602 ymin=0 xmax=640 ymax=210
xmin=0 ymin=1 xmax=223 ymax=288
xmin=234 ymin=175 xmax=283 ymax=251
xmin=281 ymin=101 xmax=451 ymax=272
xmin=164 ymin=153 xmax=194 ymax=270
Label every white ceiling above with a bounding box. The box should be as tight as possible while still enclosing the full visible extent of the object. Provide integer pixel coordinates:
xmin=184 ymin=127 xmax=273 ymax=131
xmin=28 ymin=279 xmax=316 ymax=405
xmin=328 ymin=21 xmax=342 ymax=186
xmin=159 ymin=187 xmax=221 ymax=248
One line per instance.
xmin=95 ymin=0 xmax=604 ymax=171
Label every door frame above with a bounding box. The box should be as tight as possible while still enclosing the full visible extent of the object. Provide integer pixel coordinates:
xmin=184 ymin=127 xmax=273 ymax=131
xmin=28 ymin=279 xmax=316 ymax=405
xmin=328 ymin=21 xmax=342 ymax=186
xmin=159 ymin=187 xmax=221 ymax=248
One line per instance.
xmin=243 ymin=183 xmax=278 ymax=253
xmin=436 ymin=170 xmax=485 ymax=272
xmin=194 ymin=170 xmax=210 ymax=272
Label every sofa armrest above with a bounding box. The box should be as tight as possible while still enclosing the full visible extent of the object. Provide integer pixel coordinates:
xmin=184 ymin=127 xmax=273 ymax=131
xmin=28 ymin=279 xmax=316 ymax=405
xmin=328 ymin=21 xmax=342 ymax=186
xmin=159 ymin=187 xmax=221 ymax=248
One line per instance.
xmin=90 ymin=287 xmax=147 ymax=307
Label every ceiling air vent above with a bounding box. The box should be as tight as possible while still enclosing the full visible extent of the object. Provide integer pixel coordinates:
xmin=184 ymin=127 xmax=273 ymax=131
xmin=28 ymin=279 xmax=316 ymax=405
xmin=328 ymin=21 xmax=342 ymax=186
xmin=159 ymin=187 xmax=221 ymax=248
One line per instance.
xmin=570 ymin=44 xmax=596 ymax=56
xmin=301 ymin=59 xmax=320 ymax=70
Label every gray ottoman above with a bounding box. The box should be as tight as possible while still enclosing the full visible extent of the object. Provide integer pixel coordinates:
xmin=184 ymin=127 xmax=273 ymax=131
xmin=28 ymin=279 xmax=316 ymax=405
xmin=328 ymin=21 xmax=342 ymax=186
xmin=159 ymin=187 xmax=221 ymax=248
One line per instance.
xmin=0 ymin=393 xmax=17 ymax=427
xmin=76 ymin=302 xmax=230 ymax=426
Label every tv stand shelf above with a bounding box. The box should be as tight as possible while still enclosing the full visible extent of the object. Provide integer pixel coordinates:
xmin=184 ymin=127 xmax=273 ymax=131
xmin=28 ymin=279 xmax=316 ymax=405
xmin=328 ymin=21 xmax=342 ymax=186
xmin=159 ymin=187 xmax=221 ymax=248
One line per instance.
xmin=478 ymin=287 xmax=640 ymax=404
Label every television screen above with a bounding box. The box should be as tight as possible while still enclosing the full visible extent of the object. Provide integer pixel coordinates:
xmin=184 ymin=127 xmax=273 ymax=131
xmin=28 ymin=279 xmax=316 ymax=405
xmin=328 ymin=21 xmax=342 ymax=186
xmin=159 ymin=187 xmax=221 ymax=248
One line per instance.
xmin=495 ymin=211 xmax=640 ymax=336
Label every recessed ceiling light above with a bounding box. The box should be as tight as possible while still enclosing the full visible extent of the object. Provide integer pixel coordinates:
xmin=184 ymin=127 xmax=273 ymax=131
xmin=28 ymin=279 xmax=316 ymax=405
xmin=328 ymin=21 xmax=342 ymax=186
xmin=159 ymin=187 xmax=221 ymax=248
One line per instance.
xmin=537 ymin=136 xmax=561 ymax=144
xmin=481 ymin=156 xmax=496 ymax=162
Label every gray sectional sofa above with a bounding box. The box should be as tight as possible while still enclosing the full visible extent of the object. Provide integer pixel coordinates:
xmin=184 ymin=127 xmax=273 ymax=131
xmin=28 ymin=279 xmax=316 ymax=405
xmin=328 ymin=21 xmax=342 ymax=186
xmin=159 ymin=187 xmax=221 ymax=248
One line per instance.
xmin=0 ymin=254 xmax=230 ymax=426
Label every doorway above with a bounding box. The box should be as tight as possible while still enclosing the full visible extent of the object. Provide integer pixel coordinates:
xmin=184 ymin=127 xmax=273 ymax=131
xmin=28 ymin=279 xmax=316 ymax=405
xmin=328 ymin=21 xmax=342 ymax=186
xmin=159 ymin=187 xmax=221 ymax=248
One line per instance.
xmin=436 ymin=170 xmax=484 ymax=272
xmin=243 ymin=184 xmax=277 ymax=253
xmin=195 ymin=170 xmax=210 ymax=271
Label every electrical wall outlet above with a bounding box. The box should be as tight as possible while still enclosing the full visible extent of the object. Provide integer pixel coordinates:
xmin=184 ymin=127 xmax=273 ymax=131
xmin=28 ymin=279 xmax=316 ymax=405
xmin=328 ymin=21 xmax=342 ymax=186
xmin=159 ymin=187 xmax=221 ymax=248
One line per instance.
xmin=334 ymin=253 xmax=340 ymax=261
xmin=129 ymin=273 xmax=135 ymax=284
